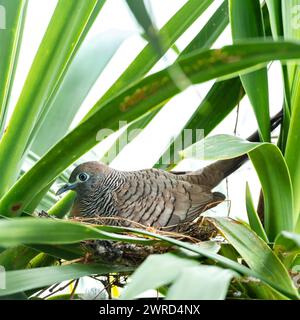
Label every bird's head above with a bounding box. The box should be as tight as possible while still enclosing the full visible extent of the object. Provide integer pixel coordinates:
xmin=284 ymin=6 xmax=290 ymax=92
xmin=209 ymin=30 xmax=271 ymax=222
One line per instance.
xmin=56 ymin=161 xmax=111 ymax=196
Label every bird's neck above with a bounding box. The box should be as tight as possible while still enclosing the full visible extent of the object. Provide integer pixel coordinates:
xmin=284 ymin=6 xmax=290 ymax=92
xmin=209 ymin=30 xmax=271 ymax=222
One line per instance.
xmin=102 ymin=169 xmax=126 ymax=191
xmin=74 ymin=170 xmax=125 ymax=217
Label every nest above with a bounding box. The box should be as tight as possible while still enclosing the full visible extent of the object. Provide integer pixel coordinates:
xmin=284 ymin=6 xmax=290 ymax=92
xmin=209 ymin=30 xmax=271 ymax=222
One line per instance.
xmin=38 ymin=211 xmax=219 ymax=267
xmin=70 ymin=215 xmax=219 ymax=267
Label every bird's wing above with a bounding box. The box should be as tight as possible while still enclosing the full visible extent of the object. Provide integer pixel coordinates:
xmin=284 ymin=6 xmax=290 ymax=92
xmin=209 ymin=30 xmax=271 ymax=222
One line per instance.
xmin=113 ymin=169 xmax=224 ymax=229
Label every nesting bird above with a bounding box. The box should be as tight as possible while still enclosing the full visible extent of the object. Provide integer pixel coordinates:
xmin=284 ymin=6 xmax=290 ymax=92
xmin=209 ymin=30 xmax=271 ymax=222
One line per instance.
xmin=56 ymin=112 xmax=282 ymax=231
xmin=56 ymin=159 xmax=238 ymax=231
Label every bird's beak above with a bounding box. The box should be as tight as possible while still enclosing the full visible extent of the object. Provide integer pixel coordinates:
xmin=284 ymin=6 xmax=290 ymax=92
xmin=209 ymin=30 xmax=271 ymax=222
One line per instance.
xmin=56 ymin=183 xmax=77 ymax=196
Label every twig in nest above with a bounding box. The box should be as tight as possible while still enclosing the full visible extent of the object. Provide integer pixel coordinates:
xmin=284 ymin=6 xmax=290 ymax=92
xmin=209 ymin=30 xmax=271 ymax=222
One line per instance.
xmin=70 ymin=215 xmax=218 ymax=242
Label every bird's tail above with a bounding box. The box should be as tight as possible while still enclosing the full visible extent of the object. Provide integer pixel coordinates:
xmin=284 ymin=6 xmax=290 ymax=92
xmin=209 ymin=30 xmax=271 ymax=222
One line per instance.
xmin=189 ymin=110 xmax=283 ymax=188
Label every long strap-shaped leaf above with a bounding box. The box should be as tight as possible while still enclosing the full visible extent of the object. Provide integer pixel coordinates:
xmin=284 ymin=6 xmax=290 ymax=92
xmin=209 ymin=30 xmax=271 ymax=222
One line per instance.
xmin=180 ymin=0 xmax=229 ymax=56
xmin=0 ymin=0 xmax=27 ymax=137
xmin=181 ymin=134 xmax=294 ymax=239
xmin=0 ymin=0 xmax=105 ymax=197
xmin=0 ymin=263 xmax=133 ymax=297
xmin=30 ymin=30 xmax=131 ymax=157
xmin=230 ymin=0 xmax=270 ymax=142
xmin=281 ymin=0 xmax=300 ymax=85
xmin=284 ymin=1 xmax=300 ymax=226
xmin=166 ymin=265 xmax=237 ymax=300
xmin=0 ymin=218 xmax=156 ymax=246
xmin=121 ymin=252 xmax=237 ymax=299
xmin=213 ymin=217 xmax=298 ymax=299
xmin=266 ymin=0 xmax=283 ymax=39
xmin=121 ymin=253 xmax=201 ymax=299
xmin=83 ymin=0 xmax=214 ymax=119
xmin=0 ymin=217 xmax=297 ymax=298
xmin=2 ymin=41 xmax=300 ymax=217
xmin=245 ymin=183 xmax=269 ymax=242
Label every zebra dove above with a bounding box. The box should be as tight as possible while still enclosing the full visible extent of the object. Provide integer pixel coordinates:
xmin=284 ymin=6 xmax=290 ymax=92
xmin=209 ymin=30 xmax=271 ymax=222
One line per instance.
xmin=56 ymin=112 xmax=282 ymax=231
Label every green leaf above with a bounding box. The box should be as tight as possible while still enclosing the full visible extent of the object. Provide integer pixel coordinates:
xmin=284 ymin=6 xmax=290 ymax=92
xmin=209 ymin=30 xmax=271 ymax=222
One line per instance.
xmin=182 ymin=134 xmax=294 ymax=239
xmin=285 ymin=77 xmax=300 ymax=223
xmin=275 ymin=231 xmax=300 ymax=253
xmin=166 ymin=265 xmax=238 ymax=300
xmin=121 ymin=253 xmax=199 ymax=299
xmin=3 ymin=41 xmax=300 ymax=217
xmin=83 ymin=0 xmax=214 ymax=118
xmin=0 ymin=263 xmax=133 ymax=297
xmin=156 ymin=78 xmax=244 ymax=169
xmin=282 ymin=0 xmax=300 ymax=84
xmin=0 ymin=0 xmax=27 ymax=136
xmin=0 ymin=218 xmax=157 ymax=247
xmin=48 ymin=192 xmax=76 ymax=218
xmin=0 ymin=246 xmax=38 ymax=270
xmin=292 ymin=255 xmax=300 ymax=270
xmin=283 ymin=2 xmax=300 ymax=224
xmin=265 ymin=0 xmax=283 ymax=39
xmin=249 ymin=144 xmax=294 ymax=239
xmin=180 ymin=0 xmax=229 ymax=56
xmin=0 ymin=293 xmax=28 ymax=300
xmin=125 ymin=0 xmax=162 ymax=55
xmin=181 ymin=134 xmax=260 ymax=160
xmin=0 ymin=0 xmax=105 ymax=196
xmin=273 ymin=231 xmax=300 ymax=274
xmin=90 ymin=224 xmax=299 ymax=299
xmin=30 ymin=30 xmax=131 ymax=157
xmin=265 ymin=1 xmax=290 ymax=152
xmin=28 ymin=243 xmax=84 ymax=261
xmin=28 ymin=253 xmax=57 ymax=269
xmin=230 ymin=0 xmax=270 ymax=142
xmin=234 ymin=277 xmax=289 ymax=300
xmin=213 ymin=217 xmax=298 ymax=298
xmin=245 ymin=183 xmax=268 ymax=242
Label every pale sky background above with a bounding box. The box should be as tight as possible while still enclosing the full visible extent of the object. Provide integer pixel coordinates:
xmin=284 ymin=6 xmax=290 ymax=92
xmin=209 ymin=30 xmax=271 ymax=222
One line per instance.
xmin=7 ymin=0 xmax=283 ymax=222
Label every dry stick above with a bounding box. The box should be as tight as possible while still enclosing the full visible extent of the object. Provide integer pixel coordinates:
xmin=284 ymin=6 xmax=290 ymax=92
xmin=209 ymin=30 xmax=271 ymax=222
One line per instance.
xmin=33 ymin=283 xmax=58 ymax=298
xmin=87 ymin=275 xmax=113 ymax=300
xmin=33 ymin=280 xmax=66 ymax=298
xmin=70 ymin=279 xmax=79 ymax=300
xmin=90 ymin=275 xmax=113 ymax=300
xmin=42 ymin=279 xmax=76 ymax=299
xmin=71 ymin=214 xmax=218 ymax=243
xmin=89 ymin=274 xmax=128 ymax=300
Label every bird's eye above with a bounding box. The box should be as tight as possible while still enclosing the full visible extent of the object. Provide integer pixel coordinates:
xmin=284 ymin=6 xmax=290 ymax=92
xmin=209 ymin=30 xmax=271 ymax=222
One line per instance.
xmin=78 ymin=173 xmax=89 ymax=182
